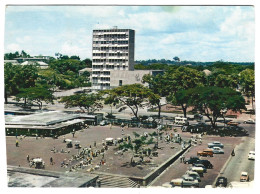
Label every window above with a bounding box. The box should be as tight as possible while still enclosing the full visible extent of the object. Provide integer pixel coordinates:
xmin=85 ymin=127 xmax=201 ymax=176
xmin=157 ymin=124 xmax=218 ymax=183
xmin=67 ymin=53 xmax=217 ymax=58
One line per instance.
xmin=119 ymin=80 xmax=123 ymax=86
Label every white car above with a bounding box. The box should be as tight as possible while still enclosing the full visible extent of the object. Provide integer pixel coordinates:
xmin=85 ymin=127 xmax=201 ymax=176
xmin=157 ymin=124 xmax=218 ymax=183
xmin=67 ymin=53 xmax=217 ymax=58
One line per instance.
xmin=244 ymin=119 xmax=255 ymax=124
xmin=248 ymin=151 xmax=255 ymax=160
xmin=208 ymin=141 xmax=224 ymax=148
xmin=211 ymin=147 xmax=224 ymax=154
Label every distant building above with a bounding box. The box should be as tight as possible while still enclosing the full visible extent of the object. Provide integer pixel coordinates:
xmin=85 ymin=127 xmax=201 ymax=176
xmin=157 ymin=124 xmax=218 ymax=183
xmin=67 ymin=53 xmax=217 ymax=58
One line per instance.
xmin=4 ymin=56 xmax=50 ymax=69
xmin=92 ymin=27 xmax=135 ymax=90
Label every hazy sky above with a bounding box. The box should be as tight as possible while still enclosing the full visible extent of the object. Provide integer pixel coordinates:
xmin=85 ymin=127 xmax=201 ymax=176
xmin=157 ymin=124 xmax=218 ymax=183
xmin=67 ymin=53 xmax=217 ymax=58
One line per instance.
xmin=4 ymin=5 xmax=255 ymax=62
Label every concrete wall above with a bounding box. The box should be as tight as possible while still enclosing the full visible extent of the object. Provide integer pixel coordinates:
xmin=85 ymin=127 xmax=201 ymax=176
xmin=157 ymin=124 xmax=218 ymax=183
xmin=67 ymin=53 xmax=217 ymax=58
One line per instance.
xmin=110 ymin=70 xmax=151 ymax=88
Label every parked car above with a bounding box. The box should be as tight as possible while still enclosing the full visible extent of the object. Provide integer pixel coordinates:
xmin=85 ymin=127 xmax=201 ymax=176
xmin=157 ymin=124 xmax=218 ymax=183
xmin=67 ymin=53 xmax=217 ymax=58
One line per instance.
xmin=240 ymin=172 xmax=249 ymax=182
xmin=170 ymin=178 xmax=199 ymax=188
xmin=248 ymin=151 xmax=255 ymax=160
xmin=184 ymin=171 xmax=201 ymax=182
xmin=184 ymin=156 xmax=200 ymax=164
xmin=197 ymin=149 xmax=214 ymax=157
xmin=244 ymin=119 xmax=255 ymax=124
xmin=211 ymin=147 xmax=224 ymax=154
xmin=196 ymin=160 xmax=213 ymax=169
xmin=215 ymin=176 xmax=228 ymax=187
xmin=192 ymin=163 xmax=207 ymax=172
xmin=100 ymin=120 xmax=108 ymax=126
xmin=208 ymin=141 xmax=224 ymax=148
xmin=189 ymin=167 xmax=205 ymax=177
xmin=227 ymin=121 xmax=240 ymax=126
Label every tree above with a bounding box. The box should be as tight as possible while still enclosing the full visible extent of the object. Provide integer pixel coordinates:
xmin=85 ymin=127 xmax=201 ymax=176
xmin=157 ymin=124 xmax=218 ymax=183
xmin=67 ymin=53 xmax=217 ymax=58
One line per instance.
xmin=4 ymin=63 xmax=39 ymax=103
xmin=82 ymin=58 xmax=92 ymax=68
xmin=165 ymin=66 xmax=206 ymax=117
xmin=70 ymin=55 xmax=80 ymax=60
xmin=142 ymin=74 xmax=167 ymax=118
xmin=60 ymin=93 xmax=103 ymax=114
xmin=103 ymin=84 xmax=157 ymax=120
xmin=15 ymin=85 xmax=55 ymax=110
xmin=239 ymin=69 xmax=255 ymax=111
xmin=173 ymin=56 xmax=180 ymax=62
xmin=188 ymin=86 xmax=246 ymax=129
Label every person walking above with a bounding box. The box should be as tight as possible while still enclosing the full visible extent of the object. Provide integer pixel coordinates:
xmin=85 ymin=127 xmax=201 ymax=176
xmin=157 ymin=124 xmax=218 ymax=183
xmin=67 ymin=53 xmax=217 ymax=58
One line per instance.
xmin=94 ymin=141 xmax=96 ymax=147
xmin=50 ymin=157 xmax=53 ymax=165
xmin=16 ymin=140 xmax=19 ymax=147
xmin=27 ymin=155 xmax=30 ymax=162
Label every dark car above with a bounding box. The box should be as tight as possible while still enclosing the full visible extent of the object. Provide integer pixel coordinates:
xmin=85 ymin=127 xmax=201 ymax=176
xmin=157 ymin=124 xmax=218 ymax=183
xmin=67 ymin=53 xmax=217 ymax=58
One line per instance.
xmin=215 ymin=177 xmax=228 ymax=187
xmin=184 ymin=157 xmax=200 ymax=164
xmin=196 ymin=160 xmax=213 ymax=169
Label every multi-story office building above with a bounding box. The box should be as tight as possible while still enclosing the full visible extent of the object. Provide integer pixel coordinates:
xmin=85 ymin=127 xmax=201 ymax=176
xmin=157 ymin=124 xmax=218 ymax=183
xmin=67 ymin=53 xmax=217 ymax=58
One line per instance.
xmin=92 ymin=27 xmax=135 ymax=90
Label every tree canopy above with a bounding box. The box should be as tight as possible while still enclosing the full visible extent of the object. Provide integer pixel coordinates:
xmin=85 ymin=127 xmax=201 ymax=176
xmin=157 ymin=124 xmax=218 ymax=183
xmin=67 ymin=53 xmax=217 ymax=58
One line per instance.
xmin=60 ymin=93 xmax=103 ymax=114
xmin=188 ymin=86 xmax=246 ymax=128
xmin=15 ymin=85 xmax=55 ymax=110
xmin=103 ymin=84 xmax=159 ymax=120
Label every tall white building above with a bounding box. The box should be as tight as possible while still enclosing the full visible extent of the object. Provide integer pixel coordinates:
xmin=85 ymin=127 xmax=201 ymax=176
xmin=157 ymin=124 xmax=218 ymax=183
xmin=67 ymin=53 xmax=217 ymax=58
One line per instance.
xmin=92 ymin=27 xmax=135 ymax=90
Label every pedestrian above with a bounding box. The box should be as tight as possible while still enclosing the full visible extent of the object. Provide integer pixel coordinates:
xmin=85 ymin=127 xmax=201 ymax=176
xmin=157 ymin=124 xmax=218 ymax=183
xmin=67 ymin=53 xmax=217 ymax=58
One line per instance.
xmin=16 ymin=140 xmax=19 ymax=147
xmin=72 ymin=130 xmax=75 ymax=138
xmin=50 ymin=157 xmax=53 ymax=165
xmin=94 ymin=141 xmax=96 ymax=147
xmin=27 ymin=155 xmax=30 ymax=162
xmin=121 ymin=128 xmax=124 ymax=136
xmin=114 ymin=139 xmax=117 ymax=146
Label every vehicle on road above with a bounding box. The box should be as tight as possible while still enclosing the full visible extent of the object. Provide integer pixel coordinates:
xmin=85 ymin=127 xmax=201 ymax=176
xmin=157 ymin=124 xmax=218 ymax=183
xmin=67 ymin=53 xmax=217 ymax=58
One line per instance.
xmin=100 ymin=120 xmax=108 ymax=126
xmin=248 ymin=151 xmax=255 ymax=160
xmin=227 ymin=121 xmax=240 ymax=126
xmin=215 ymin=177 xmax=228 ymax=187
xmin=175 ymin=117 xmax=188 ymax=125
xmin=192 ymin=163 xmax=207 ymax=172
xmin=105 ymin=137 xmax=114 ymax=146
xmin=211 ymin=147 xmax=224 ymax=154
xmin=197 ymin=149 xmax=213 ymax=157
xmin=196 ymin=159 xmax=214 ymax=169
xmin=184 ymin=156 xmax=200 ymax=164
xmin=244 ymin=119 xmax=255 ymax=124
xmin=240 ymin=172 xmax=249 ymax=182
xmin=208 ymin=141 xmax=224 ymax=148
xmin=170 ymin=178 xmax=199 ymax=188
xmin=189 ymin=166 xmax=205 ymax=176
xmin=183 ymin=171 xmax=201 ymax=182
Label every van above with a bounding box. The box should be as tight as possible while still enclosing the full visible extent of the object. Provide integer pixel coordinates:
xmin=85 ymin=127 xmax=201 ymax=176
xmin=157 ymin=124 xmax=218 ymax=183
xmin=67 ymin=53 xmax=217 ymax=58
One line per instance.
xmin=175 ymin=117 xmax=188 ymax=125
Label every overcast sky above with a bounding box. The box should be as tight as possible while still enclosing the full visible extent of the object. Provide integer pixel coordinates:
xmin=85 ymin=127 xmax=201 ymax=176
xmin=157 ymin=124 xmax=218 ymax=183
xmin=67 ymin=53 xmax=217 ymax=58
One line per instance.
xmin=4 ymin=5 xmax=255 ymax=62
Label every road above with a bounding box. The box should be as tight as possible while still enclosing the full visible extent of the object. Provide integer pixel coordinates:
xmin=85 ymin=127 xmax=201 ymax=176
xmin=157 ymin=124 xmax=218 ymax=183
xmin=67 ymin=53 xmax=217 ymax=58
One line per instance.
xmin=220 ymin=136 xmax=255 ymax=182
xmin=218 ymin=123 xmax=255 ymax=185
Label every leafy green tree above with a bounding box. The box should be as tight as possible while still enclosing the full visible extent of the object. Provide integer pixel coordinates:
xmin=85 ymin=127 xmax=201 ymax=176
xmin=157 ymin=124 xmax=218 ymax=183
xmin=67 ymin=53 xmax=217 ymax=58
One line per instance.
xmin=70 ymin=55 xmax=80 ymax=60
xmin=103 ymin=84 xmax=157 ymax=120
xmin=60 ymin=93 xmax=103 ymax=114
xmin=188 ymin=86 xmax=246 ymax=129
xmin=82 ymin=58 xmax=92 ymax=68
xmin=49 ymin=59 xmax=86 ymax=75
xmin=214 ymin=74 xmax=239 ymax=89
xmin=4 ymin=63 xmax=39 ymax=103
xmin=239 ymin=69 xmax=255 ymax=110
xmin=142 ymin=74 xmax=167 ymax=118
xmin=165 ymin=66 xmax=206 ymax=117
xmin=15 ymin=85 xmax=55 ymax=109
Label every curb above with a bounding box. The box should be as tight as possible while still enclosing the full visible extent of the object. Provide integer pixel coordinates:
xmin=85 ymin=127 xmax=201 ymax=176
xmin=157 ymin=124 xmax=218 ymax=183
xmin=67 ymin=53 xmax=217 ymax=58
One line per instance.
xmin=212 ymin=146 xmax=236 ymax=187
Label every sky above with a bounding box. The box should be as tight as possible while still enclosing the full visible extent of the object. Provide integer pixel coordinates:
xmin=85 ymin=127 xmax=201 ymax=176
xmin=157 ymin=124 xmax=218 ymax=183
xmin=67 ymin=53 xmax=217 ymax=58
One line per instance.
xmin=4 ymin=5 xmax=255 ymax=62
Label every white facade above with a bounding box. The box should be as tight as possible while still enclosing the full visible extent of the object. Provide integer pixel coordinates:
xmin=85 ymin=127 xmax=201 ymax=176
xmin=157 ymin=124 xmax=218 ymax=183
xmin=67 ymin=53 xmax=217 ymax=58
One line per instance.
xmin=92 ymin=27 xmax=135 ymax=90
